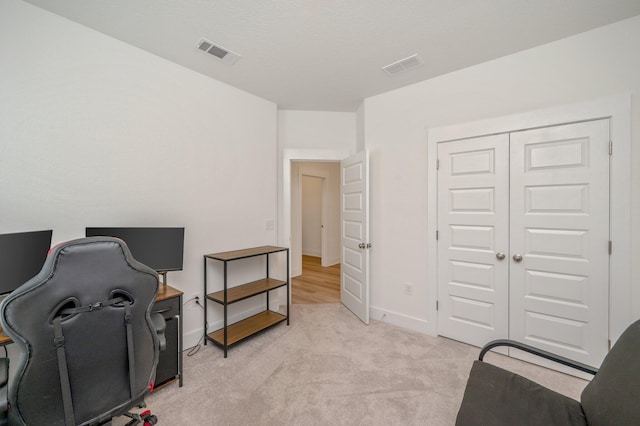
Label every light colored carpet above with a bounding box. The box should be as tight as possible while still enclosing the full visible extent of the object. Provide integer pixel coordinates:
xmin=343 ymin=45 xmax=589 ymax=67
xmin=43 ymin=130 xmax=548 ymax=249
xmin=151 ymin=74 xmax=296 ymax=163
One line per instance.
xmin=129 ymin=303 xmax=589 ymax=425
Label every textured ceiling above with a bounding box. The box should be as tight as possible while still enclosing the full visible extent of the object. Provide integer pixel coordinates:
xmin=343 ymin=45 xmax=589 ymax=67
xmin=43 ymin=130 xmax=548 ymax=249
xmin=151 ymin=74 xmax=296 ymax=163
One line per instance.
xmin=23 ymin=0 xmax=640 ymax=111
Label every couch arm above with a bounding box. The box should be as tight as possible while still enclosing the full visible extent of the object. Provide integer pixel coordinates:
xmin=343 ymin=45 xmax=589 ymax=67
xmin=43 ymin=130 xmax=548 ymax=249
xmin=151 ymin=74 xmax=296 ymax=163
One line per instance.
xmin=479 ymin=339 xmax=598 ymax=375
xmin=150 ymin=313 xmax=166 ymax=352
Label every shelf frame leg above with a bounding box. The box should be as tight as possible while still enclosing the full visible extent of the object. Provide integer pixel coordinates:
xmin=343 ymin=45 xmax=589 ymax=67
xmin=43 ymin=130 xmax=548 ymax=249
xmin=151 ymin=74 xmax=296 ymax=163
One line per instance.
xmin=223 ymin=260 xmax=228 ymax=358
xmin=203 ymin=256 xmax=208 ymax=346
xmin=286 ymin=248 xmax=290 ymax=325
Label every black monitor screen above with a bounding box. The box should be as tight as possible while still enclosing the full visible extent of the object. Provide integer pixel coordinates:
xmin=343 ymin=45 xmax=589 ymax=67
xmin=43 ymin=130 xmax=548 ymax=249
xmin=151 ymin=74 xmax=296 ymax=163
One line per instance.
xmin=0 ymin=230 xmax=53 ymax=295
xmin=85 ymin=227 xmax=184 ymax=272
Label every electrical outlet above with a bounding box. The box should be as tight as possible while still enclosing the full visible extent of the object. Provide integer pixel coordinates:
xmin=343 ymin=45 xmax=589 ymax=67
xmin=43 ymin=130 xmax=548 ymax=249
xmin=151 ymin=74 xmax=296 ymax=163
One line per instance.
xmin=265 ymin=219 xmax=275 ymax=230
xmin=186 ymin=295 xmax=201 ymax=309
xmin=404 ymin=283 xmax=413 ymax=296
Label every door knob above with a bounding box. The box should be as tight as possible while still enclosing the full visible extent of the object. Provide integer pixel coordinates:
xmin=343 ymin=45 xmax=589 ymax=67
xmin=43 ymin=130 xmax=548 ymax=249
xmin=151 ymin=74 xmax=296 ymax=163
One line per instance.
xmin=496 ymin=252 xmax=506 ymax=260
xmin=513 ymin=254 xmax=523 ymax=263
xmin=359 ymin=243 xmax=366 ymax=249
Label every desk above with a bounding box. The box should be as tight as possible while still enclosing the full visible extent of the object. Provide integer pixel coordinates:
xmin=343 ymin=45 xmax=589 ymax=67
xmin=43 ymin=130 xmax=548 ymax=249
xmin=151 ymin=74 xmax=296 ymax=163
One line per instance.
xmin=153 ymin=284 xmax=183 ymax=388
xmin=0 ymin=328 xmax=9 ymax=346
xmin=0 ymin=285 xmax=183 ymax=388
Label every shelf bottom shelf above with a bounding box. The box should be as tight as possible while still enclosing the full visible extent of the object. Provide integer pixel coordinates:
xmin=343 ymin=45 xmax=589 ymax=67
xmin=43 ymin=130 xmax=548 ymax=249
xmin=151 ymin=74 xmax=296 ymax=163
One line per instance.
xmin=207 ymin=310 xmax=287 ymax=348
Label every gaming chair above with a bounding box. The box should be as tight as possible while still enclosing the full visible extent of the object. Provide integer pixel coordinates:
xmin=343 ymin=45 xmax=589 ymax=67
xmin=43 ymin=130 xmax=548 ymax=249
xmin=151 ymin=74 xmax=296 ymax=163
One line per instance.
xmin=0 ymin=237 xmax=165 ymax=425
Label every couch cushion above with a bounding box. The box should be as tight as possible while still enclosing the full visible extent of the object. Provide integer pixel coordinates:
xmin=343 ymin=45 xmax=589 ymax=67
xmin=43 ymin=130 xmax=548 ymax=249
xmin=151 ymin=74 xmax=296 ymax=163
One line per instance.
xmin=456 ymin=361 xmax=587 ymax=426
xmin=581 ymin=319 xmax=640 ymax=425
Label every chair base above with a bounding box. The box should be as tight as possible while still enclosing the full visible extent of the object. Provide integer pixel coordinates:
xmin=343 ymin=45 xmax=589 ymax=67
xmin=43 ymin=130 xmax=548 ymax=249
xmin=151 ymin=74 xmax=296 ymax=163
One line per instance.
xmin=123 ymin=409 xmax=157 ymax=426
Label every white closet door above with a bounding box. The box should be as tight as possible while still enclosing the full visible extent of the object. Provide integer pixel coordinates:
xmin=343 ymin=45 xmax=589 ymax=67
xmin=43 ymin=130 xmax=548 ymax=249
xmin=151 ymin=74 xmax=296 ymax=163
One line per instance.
xmin=437 ymin=134 xmax=510 ymax=347
xmin=509 ymin=119 xmax=610 ymax=367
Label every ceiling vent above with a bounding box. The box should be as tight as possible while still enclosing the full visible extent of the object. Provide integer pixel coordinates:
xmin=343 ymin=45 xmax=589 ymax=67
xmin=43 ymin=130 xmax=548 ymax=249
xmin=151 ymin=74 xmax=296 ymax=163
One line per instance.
xmin=382 ymin=54 xmax=424 ymax=76
xmin=196 ymin=38 xmax=241 ymax=65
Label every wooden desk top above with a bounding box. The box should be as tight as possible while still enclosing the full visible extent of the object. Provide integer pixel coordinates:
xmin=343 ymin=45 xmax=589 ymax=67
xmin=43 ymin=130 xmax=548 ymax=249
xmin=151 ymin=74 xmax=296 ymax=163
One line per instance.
xmin=156 ymin=283 xmax=184 ymax=302
xmin=0 ymin=284 xmax=183 ymax=346
xmin=0 ymin=328 xmax=9 ymax=346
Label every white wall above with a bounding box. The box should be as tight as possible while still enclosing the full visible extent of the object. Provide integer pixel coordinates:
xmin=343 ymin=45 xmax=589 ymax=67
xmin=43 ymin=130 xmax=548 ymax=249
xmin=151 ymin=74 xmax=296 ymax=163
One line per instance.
xmin=277 ymin=110 xmax=357 ymax=151
xmin=0 ymin=0 xmax=278 ymax=349
xmin=356 ymin=103 xmax=365 ymax=152
xmin=363 ymin=15 xmax=640 ymax=334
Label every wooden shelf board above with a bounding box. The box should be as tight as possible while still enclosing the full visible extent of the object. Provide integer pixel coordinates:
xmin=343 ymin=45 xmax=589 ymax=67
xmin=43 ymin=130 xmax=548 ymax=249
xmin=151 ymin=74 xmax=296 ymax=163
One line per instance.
xmin=207 ymin=278 xmax=287 ymax=304
xmin=207 ymin=311 xmax=287 ymax=346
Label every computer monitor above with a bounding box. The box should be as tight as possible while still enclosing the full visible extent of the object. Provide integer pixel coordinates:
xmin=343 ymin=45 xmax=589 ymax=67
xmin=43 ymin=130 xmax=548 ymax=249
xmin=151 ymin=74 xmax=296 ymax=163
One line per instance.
xmin=85 ymin=227 xmax=184 ymax=273
xmin=0 ymin=230 xmax=53 ymax=296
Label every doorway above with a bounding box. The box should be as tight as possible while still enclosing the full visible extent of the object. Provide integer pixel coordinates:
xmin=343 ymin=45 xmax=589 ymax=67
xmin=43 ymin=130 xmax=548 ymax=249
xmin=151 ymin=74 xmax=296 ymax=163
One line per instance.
xmin=282 ymin=148 xmax=371 ymax=321
xmin=291 ymin=163 xmax=341 ymax=303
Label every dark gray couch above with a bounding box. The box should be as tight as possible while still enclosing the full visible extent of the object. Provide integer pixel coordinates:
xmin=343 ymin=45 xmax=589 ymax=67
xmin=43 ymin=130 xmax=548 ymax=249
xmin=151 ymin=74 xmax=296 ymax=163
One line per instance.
xmin=456 ymin=319 xmax=640 ymax=425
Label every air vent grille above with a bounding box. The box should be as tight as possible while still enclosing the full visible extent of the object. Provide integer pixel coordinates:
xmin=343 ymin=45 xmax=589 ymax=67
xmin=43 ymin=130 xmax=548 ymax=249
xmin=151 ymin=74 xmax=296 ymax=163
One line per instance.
xmin=196 ymin=38 xmax=241 ymax=65
xmin=207 ymin=44 xmax=229 ymax=59
xmin=198 ymin=41 xmax=212 ymax=52
xmin=382 ymin=54 xmax=424 ymax=76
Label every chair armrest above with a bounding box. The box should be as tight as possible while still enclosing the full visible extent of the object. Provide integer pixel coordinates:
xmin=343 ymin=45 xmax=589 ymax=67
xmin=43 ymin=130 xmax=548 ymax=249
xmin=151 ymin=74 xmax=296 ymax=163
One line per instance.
xmin=0 ymin=357 xmax=8 ymax=426
xmin=150 ymin=313 xmax=166 ymax=352
xmin=479 ymin=339 xmax=598 ymax=375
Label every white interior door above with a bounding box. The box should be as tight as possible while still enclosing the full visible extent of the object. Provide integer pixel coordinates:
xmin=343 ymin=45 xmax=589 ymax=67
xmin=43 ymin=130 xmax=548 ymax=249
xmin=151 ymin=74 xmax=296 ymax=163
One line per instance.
xmin=509 ymin=119 xmax=610 ymax=367
xmin=437 ymin=134 xmax=510 ymax=347
xmin=341 ymin=150 xmax=370 ymax=324
xmin=301 ymin=175 xmax=323 ymax=258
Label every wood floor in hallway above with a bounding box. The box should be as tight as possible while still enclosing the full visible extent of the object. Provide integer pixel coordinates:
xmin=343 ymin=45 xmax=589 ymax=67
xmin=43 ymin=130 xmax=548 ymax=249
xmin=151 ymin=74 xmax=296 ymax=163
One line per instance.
xmin=292 ymin=255 xmax=340 ymax=304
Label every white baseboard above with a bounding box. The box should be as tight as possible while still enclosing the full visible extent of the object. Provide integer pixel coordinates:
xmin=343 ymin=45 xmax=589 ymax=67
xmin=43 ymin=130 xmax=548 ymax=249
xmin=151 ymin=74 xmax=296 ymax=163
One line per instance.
xmin=321 ymin=256 xmax=340 ymax=267
xmin=183 ymin=328 xmax=205 ymax=350
xmin=302 ymin=248 xmax=321 ymax=257
xmin=184 ymin=304 xmax=434 ymax=349
xmin=370 ymin=305 xmax=436 ymax=336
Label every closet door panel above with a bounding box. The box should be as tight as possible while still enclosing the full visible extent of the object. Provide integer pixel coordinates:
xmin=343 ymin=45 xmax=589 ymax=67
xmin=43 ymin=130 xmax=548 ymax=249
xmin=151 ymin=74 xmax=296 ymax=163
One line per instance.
xmin=509 ymin=119 xmax=610 ymax=367
xmin=437 ymin=134 xmax=510 ymax=347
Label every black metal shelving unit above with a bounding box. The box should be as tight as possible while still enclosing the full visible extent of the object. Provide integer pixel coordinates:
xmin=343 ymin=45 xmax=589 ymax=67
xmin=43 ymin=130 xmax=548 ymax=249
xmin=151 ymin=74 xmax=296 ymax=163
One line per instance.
xmin=203 ymin=245 xmax=290 ymax=358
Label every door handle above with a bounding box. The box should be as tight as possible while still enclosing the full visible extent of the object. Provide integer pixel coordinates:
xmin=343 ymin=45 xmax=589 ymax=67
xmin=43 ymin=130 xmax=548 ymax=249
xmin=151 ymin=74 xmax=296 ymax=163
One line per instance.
xmin=513 ymin=254 xmax=523 ymax=263
xmin=496 ymin=252 xmax=506 ymax=260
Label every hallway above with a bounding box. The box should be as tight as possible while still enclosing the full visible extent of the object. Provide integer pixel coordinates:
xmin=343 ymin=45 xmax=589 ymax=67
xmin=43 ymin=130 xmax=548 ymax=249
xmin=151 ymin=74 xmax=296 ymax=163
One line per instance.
xmin=291 ymin=255 xmax=340 ymax=304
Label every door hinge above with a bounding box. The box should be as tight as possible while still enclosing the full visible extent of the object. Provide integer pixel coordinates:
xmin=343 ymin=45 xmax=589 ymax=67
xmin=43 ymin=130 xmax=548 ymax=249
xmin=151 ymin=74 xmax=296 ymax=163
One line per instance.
xmin=609 ymin=140 xmax=613 ymax=155
xmin=608 ymin=240 xmax=612 ymax=255
xmin=436 ymin=159 xmax=440 ymax=170
xmin=436 ymin=300 xmax=439 ymax=311
xmin=436 ymin=230 xmax=439 ymax=240
xmin=608 ymin=339 xmax=612 ymax=351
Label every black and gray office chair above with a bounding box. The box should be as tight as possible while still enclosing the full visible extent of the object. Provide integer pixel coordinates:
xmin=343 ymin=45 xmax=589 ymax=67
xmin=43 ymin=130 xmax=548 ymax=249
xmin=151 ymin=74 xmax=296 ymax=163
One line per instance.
xmin=456 ymin=318 xmax=640 ymax=425
xmin=0 ymin=237 xmax=166 ymax=426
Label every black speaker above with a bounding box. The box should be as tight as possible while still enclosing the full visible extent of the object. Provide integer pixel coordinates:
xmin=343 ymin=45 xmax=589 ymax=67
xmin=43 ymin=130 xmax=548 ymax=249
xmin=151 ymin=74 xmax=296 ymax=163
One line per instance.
xmin=155 ymin=316 xmax=178 ymax=386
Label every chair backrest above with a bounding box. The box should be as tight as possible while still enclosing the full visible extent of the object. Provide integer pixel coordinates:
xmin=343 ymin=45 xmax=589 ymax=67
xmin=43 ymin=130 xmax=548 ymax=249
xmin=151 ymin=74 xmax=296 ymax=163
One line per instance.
xmin=0 ymin=237 xmax=160 ymax=426
xmin=581 ymin=319 xmax=640 ymax=425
